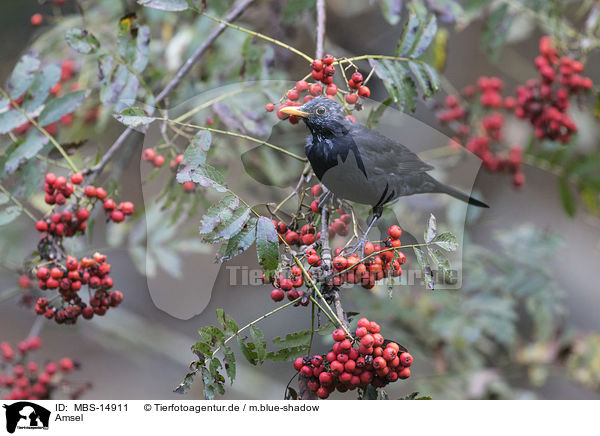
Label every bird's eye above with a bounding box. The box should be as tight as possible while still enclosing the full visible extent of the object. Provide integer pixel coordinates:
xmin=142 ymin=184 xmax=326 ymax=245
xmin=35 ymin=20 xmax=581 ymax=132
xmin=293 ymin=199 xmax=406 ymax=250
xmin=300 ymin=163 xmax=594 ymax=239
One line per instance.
xmin=316 ymin=106 xmax=326 ymax=116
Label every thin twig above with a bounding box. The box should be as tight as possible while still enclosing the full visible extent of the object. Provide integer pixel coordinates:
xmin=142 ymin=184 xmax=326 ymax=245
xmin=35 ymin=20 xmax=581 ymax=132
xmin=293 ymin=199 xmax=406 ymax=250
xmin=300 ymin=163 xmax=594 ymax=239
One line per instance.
xmin=165 ymin=119 xmax=307 ymax=162
xmin=315 ymin=0 xmax=326 ymax=59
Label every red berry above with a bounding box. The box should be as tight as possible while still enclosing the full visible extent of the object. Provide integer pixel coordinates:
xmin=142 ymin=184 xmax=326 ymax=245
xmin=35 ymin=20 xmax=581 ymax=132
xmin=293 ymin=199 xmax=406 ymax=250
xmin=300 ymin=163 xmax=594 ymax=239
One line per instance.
xmin=296 ymin=80 xmax=309 ymax=91
xmin=293 ymin=357 xmax=304 ymax=371
xmin=312 ymin=59 xmax=323 ymax=71
xmin=345 ymin=93 xmax=358 ymax=104
xmin=70 ymin=172 xmax=83 ymax=184
xmin=309 ymin=83 xmax=322 ymax=96
xmin=76 ymin=208 xmax=89 ymax=221
xmin=398 ymin=367 xmax=411 ymax=379
xmin=182 ymin=181 xmax=196 ymax=192
xmin=332 ymin=329 xmax=346 ymax=342
xmin=317 ymin=387 xmax=329 ymax=399
xmin=265 ymin=103 xmax=275 ymax=112
xmin=110 ymin=210 xmax=125 ymax=222
xmin=388 ymin=225 xmax=402 ymax=240
xmin=31 ymin=13 xmax=43 ymax=26
xmin=153 ymin=155 xmax=165 ymax=167
xmin=35 ymin=220 xmax=48 ymax=232
xmin=399 ymin=352 xmax=413 ymax=367
xmin=358 ymin=85 xmax=370 ymax=98
xmin=270 ymin=289 xmax=284 ymax=302
xmin=326 ymin=84 xmax=338 ymax=95
xmin=287 ymin=89 xmax=300 ymax=101
xmin=84 ymin=185 xmax=97 ymax=197
xmin=142 ymin=149 xmax=156 ymax=161
xmin=103 ymin=199 xmax=116 ymax=211
xmin=322 ymin=54 xmax=334 ymax=65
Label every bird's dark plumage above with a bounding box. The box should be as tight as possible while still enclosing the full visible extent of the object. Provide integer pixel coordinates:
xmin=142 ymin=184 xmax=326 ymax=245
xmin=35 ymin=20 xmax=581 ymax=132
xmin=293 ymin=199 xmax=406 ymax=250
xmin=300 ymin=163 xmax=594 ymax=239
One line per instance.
xmin=282 ymin=97 xmax=488 ymax=210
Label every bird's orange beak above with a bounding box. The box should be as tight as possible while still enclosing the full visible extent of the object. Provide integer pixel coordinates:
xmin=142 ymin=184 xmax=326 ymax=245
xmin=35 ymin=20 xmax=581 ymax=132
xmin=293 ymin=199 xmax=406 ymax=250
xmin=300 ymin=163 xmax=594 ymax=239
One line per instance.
xmin=280 ymin=106 xmax=309 ymax=118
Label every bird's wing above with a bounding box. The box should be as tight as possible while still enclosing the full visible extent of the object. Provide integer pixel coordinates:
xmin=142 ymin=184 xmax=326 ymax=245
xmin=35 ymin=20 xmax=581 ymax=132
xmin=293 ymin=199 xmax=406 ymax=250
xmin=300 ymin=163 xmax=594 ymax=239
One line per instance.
xmin=347 ymin=122 xmax=434 ymax=176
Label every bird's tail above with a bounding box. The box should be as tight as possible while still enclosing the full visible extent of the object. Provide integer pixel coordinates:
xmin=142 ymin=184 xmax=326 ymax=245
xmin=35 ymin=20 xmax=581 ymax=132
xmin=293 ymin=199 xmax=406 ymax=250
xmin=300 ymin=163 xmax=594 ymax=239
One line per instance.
xmin=432 ymin=179 xmax=489 ymax=208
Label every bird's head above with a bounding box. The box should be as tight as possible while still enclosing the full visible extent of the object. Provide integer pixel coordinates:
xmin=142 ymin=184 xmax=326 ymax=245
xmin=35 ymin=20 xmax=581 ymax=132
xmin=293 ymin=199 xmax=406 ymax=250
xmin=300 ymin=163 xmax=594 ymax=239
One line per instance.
xmin=280 ymin=97 xmax=346 ymax=134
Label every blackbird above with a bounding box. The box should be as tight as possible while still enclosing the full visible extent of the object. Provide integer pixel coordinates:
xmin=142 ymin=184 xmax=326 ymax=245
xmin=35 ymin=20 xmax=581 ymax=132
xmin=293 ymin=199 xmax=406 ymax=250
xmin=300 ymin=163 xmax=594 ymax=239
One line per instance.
xmin=281 ymin=97 xmax=488 ymax=243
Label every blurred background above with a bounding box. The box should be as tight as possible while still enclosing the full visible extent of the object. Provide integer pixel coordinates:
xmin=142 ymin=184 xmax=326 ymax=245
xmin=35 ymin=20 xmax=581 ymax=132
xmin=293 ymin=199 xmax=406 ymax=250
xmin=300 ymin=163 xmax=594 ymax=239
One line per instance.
xmin=0 ymin=0 xmax=599 ymax=400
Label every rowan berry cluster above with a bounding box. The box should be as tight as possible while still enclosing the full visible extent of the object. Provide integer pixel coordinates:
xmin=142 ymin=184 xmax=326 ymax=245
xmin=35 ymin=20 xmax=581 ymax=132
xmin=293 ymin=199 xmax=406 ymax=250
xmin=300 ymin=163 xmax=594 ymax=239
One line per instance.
xmin=265 ymin=54 xmax=370 ymax=123
xmin=35 ymin=252 xmax=123 ymax=324
xmin=515 ymin=36 xmax=591 ymax=143
xmin=29 ymin=172 xmax=131 ymax=323
xmin=329 ymin=225 xmax=406 ymax=290
xmin=267 ymin=221 xmax=406 ymax=303
xmin=437 ymin=36 xmax=593 ymax=189
xmin=0 ymin=337 xmax=89 ymax=400
xmin=35 ymin=172 xmax=134 ymax=236
xmin=293 ymin=318 xmax=413 ymax=399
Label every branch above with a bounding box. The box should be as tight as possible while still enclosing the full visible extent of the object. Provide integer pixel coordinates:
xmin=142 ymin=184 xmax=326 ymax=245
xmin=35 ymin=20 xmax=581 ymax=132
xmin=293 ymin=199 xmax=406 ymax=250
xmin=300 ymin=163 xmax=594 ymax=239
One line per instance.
xmin=315 ymin=0 xmax=326 ymax=59
xmin=82 ymin=0 xmax=256 ymax=181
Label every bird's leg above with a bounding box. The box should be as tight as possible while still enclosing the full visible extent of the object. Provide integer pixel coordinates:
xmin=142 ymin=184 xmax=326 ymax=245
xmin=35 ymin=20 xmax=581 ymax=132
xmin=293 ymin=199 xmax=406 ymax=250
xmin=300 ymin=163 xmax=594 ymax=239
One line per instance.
xmin=342 ymin=206 xmax=383 ymax=256
xmin=317 ymin=187 xmax=332 ymax=207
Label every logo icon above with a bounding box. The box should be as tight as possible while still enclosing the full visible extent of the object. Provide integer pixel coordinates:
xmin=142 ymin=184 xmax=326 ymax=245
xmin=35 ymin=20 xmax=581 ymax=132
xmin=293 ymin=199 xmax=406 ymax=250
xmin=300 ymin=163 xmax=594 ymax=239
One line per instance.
xmin=2 ymin=402 xmax=50 ymax=433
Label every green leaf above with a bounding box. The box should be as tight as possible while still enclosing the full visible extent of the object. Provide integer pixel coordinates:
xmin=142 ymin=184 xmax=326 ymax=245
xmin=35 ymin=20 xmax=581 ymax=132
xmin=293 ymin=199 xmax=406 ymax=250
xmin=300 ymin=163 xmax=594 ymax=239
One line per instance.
xmin=38 ymin=90 xmax=88 ymax=126
xmin=370 ymin=59 xmax=418 ymax=112
xmin=381 ymin=0 xmax=404 ymax=25
xmin=432 ymin=232 xmax=458 ymax=251
xmin=256 ymin=216 xmax=278 ymax=273
xmin=272 ymin=330 xmax=314 ymax=348
xmin=413 ymin=246 xmax=434 ymax=290
xmin=223 ymin=347 xmax=236 ymax=384
xmin=409 ymin=15 xmax=437 ymax=58
xmin=137 ymin=0 xmax=188 ymax=11
xmin=114 ymin=107 xmax=155 ymax=127
xmin=65 ymin=28 xmax=101 ymax=54
xmin=218 ymin=217 xmax=257 ymax=262
xmin=0 ymin=110 xmax=27 ymax=135
xmin=408 ymin=61 xmax=440 ymax=98
xmin=425 ymin=213 xmax=437 ymax=243
xmin=558 ymin=176 xmax=576 ymax=217
xmin=427 ymin=247 xmax=456 ymax=285
xmin=199 ymin=194 xmax=239 ymax=234
xmin=396 ymin=11 xmax=420 ymax=56
xmin=7 ymin=53 xmax=40 ymax=99
xmin=184 ymin=131 xmax=212 ymax=167
xmin=481 ymin=4 xmax=513 ymax=63
xmin=250 ymin=325 xmax=266 ymax=363
xmin=366 ymin=98 xmax=393 ymax=129
xmin=266 ymin=345 xmax=310 ymax=362
xmin=22 ymin=64 xmax=61 ymax=113
xmin=0 ymin=195 xmax=22 ymax=226
xmin=191 ymin=341 xmax=212 ymax=355
xmin=4 ymin=130 xmax=49 ymax=174
xmin=237 ymin=336 xmax=259 ymax=365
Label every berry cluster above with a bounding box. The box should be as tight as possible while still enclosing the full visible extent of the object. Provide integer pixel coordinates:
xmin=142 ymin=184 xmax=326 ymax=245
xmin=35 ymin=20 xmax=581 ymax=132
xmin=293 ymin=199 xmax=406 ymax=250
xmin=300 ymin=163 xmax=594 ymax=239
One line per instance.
xmin=437 ymin=36 xmax=593 ymax=189
xmin=0 ymin=337 xmax=89 ymax=401
xmin=35 ymin=252 xmax=123 ymax=324
xmin=30 ymin=172 xmax=131 ymax=324
xmin=293 ymin=318 xmax=413 ymax=399
xmin=329 ymin=225 xmax=405 ymax=290
xmin=265 ymin=54 xmax=370 ymax=124
xmin=35 ymin=172 xmax=134 ymax=236
xmin=515 ymin=36 xmax=591 ymax=143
